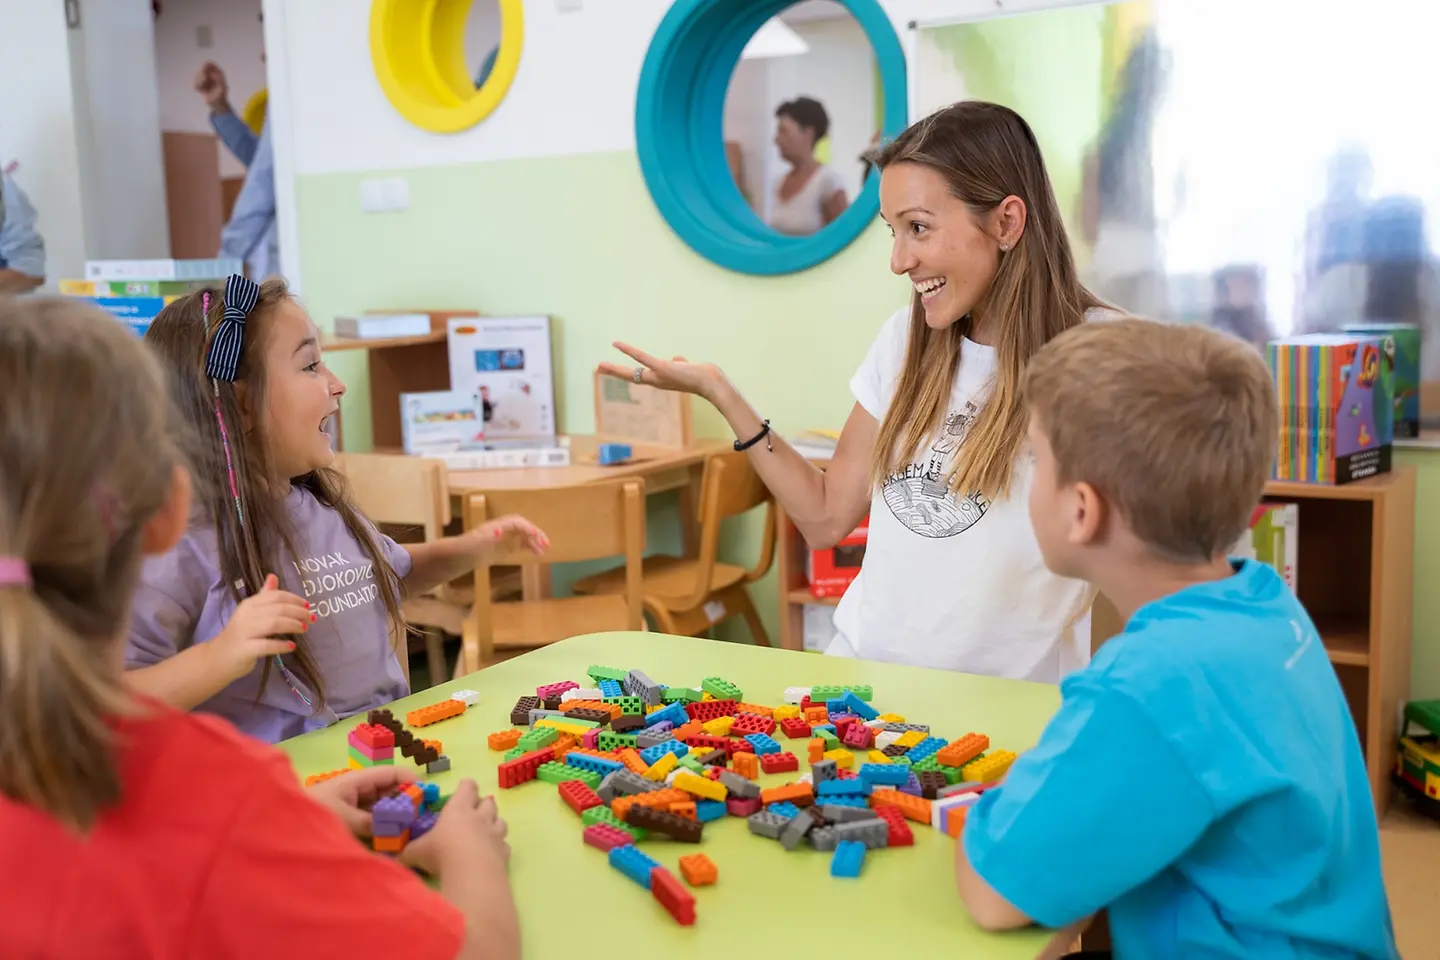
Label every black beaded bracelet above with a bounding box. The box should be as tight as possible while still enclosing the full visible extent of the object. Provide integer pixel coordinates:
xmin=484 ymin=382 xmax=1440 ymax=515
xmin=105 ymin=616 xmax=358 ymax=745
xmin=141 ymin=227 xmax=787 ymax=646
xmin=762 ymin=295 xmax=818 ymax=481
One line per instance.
xmin=735 ymin=419 xmax=773 ymax=452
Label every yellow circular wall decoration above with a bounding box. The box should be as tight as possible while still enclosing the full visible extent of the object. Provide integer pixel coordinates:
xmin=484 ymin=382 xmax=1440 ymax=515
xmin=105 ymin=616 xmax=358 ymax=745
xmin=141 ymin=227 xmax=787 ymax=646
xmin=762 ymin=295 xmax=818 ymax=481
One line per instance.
xmin=369 ymin=0 xmax=524 ymax=134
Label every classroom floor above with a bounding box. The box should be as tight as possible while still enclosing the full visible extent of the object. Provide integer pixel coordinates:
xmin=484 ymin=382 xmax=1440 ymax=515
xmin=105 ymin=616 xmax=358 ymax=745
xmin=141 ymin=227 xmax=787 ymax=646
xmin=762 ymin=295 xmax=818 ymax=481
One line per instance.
xmin=1381 ymin=800 xmax=1440 ymax=958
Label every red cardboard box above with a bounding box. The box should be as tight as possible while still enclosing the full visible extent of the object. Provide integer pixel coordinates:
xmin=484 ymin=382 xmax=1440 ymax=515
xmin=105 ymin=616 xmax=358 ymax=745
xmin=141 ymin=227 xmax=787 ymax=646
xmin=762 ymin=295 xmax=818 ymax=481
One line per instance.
xmin=806 ymin=516 xmax=867 ymax=598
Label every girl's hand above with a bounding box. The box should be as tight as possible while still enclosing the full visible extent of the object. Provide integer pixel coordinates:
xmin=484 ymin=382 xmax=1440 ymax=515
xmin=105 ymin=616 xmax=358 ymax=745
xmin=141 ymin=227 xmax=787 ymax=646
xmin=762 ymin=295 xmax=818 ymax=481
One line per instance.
xmin=471 ymin=514 xmax=548 ymax=557
xmin=207 ymin=573 xmax=312 ymax=684
xmin=401 ymin=780 xmax=511 ymax=876
xmin=599 ymin=342 xmax=725 ymax=403
xmin=308 ymin=766 xmax=420 ymax=838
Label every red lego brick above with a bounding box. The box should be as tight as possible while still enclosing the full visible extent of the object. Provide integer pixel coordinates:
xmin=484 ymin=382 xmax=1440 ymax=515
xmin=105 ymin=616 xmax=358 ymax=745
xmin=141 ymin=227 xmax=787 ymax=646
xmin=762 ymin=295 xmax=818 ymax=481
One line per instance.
xmin=780 ymin=717 xmax=813 ymax=739
xmin=832 ymin=716 xmax=858 ymax=741
xmin=353 ymin=723 xmax=394 ymax=750
xmin=730 ymin=713 xmax=777 ymax=737
xmin=875 ymin=804 xmax=914 ymax=847
xmin=684 ymin=699 xmax=738 ymax=723
xmin=650 ymin=867 xmax=696 ymax=926
xmin=583 ymin=824 xmax=634 ymax=852
xmin=497 ymin=747 xmax=556 ymax=789
xmin=558 ymin=779 xmax=603 ymax=815
xmin=758 ymin=751 xmax=799 ymax=775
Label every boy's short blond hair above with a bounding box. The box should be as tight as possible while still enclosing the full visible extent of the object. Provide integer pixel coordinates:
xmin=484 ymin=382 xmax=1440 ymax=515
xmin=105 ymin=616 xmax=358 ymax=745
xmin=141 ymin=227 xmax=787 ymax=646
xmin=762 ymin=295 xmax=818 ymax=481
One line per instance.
xmin=1024 ymin=317 xmax=1278 ymax=564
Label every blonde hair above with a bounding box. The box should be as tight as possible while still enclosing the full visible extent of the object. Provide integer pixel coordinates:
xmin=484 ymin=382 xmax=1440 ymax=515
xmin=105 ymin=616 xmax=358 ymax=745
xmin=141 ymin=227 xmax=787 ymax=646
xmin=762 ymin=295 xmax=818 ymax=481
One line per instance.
xmin=0 ymin=296 xmax=186 ymax=829
xmin=868 ymin=101 xmax=1105 ymax=499
xmin=145 ymin=280 xmax=408 ymax=713
xmin=1024 ymin=317 xmax=1279 ymax=563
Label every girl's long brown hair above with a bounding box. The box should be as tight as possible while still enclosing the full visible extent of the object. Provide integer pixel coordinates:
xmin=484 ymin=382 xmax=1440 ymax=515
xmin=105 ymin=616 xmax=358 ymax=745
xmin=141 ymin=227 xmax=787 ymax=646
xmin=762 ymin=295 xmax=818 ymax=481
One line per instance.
xmin=869 ymin=101 xmax=1106 ymax=499
xmin=0 ymin=296 xmax=185 ymax=829
xmin=145 ymin=280 xmax=407 ymax=714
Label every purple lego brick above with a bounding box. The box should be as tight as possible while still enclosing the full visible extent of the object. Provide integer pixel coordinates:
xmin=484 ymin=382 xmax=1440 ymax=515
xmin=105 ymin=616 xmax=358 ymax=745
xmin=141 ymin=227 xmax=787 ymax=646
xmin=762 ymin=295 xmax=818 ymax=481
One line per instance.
xmin=647 ymin=720 xmax=673 ymax=735
xmin=900 ymin=771 xmax=924 ymax=798
xmin=372 ymin=794 xmax=416 ymax=827
xmin=410 ymin=809 xmax=438 ymax=840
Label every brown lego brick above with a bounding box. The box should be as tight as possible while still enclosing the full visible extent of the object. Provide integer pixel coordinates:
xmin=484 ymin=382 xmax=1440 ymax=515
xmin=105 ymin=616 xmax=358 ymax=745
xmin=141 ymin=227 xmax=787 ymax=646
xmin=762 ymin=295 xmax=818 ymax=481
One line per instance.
xmin=882 ymin=743 xmax=909 ymax=758
xmin=694 ymin=749 xmax=728 ymax=767
xmin=624 ymin=803 xmax=704 ymax=842
xmin=918 ymin=770 xmax=950 ymax=799
xmin=611 ymin=714 xmax=646 ymax=734
xmin=566 ymin=707 xmax=612 ymax=727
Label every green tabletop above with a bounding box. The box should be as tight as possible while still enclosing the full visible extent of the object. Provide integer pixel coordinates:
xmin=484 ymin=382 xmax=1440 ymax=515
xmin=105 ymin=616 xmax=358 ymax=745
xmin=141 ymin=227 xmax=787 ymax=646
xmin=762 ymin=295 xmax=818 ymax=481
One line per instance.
xmin=279 ymin=632 xmax=1065 ymax=958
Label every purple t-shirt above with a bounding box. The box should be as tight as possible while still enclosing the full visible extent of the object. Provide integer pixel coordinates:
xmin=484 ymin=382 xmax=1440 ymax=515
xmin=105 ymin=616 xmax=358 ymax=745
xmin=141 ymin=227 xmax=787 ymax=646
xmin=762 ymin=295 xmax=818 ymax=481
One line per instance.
xmin=126 ymin=485 xmax=413 ymax=743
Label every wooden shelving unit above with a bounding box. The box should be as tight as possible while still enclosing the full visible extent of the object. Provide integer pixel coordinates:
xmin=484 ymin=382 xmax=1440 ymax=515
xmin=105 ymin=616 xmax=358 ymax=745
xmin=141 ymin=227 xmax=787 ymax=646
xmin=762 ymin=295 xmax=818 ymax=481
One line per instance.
xmin=777 ymin=464 xmax=1416 ymax=817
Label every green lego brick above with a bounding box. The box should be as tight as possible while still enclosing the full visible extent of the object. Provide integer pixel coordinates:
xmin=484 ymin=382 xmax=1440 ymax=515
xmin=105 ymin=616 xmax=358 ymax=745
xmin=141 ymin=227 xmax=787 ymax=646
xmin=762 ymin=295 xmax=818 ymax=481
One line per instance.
xmin=819 ymin=731 xmax=842 ymax=750
xmin=581 ymin=805 xmax=649 ymax=840
xmin=537 ymin=761 xmax=578 ymax=785
xmin=889 ymin=755 xmax=913 ymax=768
xmin=587 ymin=665 xmax=628 ymax=682
xmin=677 ymin=756 xmax=707 ymax=774
xmin=661 ymin=686 xmax=703 ymax=704
xmin=604 ymin=695 xmax=644 ymax=715
xmin=558 ymin=766 xmax=602 ymax=790
xmin=811 ymin=685 xmax=844 ymax=701
xmin=348 ymin=745 xmax=394 ymax=767
xmin=503 ymin=746 xmax=526 ymax=761
xmin=940 ymin=763 xmax=964 ymax=784
xmin=702 ymin=676 xmax=743 ymax=700
xmin=848 ymin=685 xmax=874 ymax=701
xmin=518 ymin=727 xmax=559 ymax=751
xmin=598 ymin=732 xmax=639 ymax=751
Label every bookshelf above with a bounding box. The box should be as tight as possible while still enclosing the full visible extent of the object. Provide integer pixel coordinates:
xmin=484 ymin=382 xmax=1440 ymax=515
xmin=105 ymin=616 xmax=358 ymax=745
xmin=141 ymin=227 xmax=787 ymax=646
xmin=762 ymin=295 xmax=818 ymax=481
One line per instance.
xmin=777 ymin=464 xmax=1416 ymax=817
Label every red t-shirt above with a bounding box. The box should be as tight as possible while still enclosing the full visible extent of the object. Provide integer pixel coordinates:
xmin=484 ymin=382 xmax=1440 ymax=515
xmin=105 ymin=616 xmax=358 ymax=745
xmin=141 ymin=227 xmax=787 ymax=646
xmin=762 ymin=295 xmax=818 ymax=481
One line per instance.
xmin=0 ymin=704 xmax=465 ymax=959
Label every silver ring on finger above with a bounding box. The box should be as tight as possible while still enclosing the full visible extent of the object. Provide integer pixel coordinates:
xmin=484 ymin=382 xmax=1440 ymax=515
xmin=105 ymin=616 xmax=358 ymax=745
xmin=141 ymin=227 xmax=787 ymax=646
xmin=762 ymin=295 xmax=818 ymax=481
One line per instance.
xmin=633 ymin=366 xmax=645 ymax=383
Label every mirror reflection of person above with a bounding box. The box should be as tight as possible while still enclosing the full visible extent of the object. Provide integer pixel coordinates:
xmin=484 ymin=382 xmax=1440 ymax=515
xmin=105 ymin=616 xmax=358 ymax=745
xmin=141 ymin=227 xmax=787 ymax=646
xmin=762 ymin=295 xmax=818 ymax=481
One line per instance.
xmin=0 ymin=166 xmax=45 ymax=294
xmin=768 ymin=97 xmax=848 ymax=236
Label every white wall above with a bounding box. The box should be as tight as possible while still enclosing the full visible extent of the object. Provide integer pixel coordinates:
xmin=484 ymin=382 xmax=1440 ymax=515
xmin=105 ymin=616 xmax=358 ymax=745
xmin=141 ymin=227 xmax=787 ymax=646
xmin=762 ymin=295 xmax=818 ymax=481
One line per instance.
xmin=154 ymin=0 xmax=266 ymax=178
xmin=0 ymin=0 xmax=88 ymax=285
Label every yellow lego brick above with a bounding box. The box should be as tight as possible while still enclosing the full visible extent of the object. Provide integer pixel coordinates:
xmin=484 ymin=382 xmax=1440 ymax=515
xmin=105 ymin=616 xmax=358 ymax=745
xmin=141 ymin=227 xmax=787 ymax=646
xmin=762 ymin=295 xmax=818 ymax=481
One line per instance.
xmin=702 ymin=716 xmax=735 ymax=737
xmin=673 ymin=770 xmax=728 ymax=802
xmin=877 ymin=713 xmax=906 ymax=723
xmin=701 ymin=692 xmax=715 ymax=701
xmin=773 ymin=704 xmax=801 ymax=721
xmin=823 ymin=748 xmax=855 ymax=770
xmin=646 ymin=703 xmax=665 ymax=714
xmin=348 ymin=757 xmax=365 ymax=770
xmin=643 ymin=751 xmax=679 ymax=781
xmin=962 ymin=750 xmax=1018 ymax=783
xmin=534 ymin=719 xmax=592 ymax=739
xmin=866 ymin=750 xmax=891 ymax=764
xmin=896 ymin=730 xmax=926 ymax=748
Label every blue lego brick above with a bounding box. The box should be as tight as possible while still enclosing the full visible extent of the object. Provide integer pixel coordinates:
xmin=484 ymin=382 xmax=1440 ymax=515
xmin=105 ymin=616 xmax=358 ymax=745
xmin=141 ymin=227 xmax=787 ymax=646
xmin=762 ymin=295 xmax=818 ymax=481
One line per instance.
xmin=638 ymin=739 xmax=690 ymax=766
xmin=859 ymin=763 xmax=910 ymax=786
xmin=906 ymin=736 xmax=947 ymax=763
xmin=695 ymin=800 xmax=728 ymax=823
xmin=817 ymin=778 xmax=871 ymax=798
xmin=767 ymin=801 xmax=801 ymax=820
xmin=565 ymin=753 xmax=624 ymax=777
xmin=646 ymin=702 xmax=688 ymax=729
xmin=840 ymin=691 xmax=879 ymax=721
xmin=608 ymin=844 xmax=659 ymax=888
xmin=597 ymin=442 xmax=632 ymax=465
xmin=825 ymin=698 xmax=848 ymax=716
xmin=744 ymin=733 xmax=782 ymax=756
xmin=831 ymin=840 xmax=867 ymax=878
xmin=598 ymin=678 xmax=623 ymax=698
xmin=821 ymin=795 xmax=870 ymax=808
xmin=420 ymin=782 xmax=441 ymax=806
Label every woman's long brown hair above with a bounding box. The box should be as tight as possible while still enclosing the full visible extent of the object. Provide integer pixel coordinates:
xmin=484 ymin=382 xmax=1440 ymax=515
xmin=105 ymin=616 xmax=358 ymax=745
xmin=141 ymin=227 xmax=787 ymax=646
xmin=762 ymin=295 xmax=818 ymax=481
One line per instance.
xmin=0 ymin=296 xmax=185 ymax=829
xmin=869 ymin=101 xmax=1106 ymax=499
xmin=145 ymin=280 xmax=408 ymax=714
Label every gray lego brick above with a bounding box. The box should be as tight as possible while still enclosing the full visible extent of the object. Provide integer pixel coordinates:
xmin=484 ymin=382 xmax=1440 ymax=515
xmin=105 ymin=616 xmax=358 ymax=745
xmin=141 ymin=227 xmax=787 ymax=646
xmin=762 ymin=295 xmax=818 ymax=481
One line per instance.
xmin=635 ymin=731 xmax=676 ymax=750
xmin=528 ymin=708 xmax=570 ymax=726
xmin=810 ymin=759 xmax=838 ymax=784
xmin=602 ymin=769 xmax=661 ymax=802
xmin=835 ymin=818 xmax=889 ymax=850
xmin=718 ymin=769 xmax=761 ymax=799
xmin=779 ymin=811 xmax=813 ymax=850
xmin=808 ymin=825 xmax=839 ymax=852
xmin=746 ymin=810 xmax=791 ymax=841
xmin=425 ymin=756 xmax=451 ymax=775
xmin=625 ymin=669 xmax=664 ymax=706
xmin=882 ymin=722 xmax=931 ymax=733
xmin=819 ymin=804 xmax=880 ymax=823
xmin=937 ymin=780 xmax=985 ymax=799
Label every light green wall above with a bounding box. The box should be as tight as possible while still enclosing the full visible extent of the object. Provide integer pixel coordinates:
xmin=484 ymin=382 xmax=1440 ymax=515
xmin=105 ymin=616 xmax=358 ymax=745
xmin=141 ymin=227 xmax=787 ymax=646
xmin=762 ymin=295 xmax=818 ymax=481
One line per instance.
xmin=1397 ymin=448 xmax=1440 ymax=700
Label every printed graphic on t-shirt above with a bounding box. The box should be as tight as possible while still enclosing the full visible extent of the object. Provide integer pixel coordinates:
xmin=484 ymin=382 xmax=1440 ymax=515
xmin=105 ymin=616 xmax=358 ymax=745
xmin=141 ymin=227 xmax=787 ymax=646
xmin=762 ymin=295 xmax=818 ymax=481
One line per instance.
xmin=291 ymin=551 xmax=382 ymax=618
xmin=882 ymin=402 xmax=990 ymax=538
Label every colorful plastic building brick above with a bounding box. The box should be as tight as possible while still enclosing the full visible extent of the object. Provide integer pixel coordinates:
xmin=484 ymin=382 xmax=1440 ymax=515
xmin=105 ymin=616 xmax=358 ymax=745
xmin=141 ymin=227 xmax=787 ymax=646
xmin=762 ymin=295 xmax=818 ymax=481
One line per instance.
xmin=936 ymin=732 xmax=989 ymax=768
xmin=859 ymin=762 xmax=910 ymax=787
xmin=822 ymin=748 xmax=854 ymax=770
xmin=425 ymin=756 xmax=451 ymax=775
xmin=744 ymin=733 xmax=782 ymax=755
xmin=783 ymin=686 xmax=811 ymax=704
xmin=450 ymin=689 xmax=480 ymax=708
xmin=759 ymin=751 xmax=799 ymax=774
xmin=871 ymin=787 xmax=932 ymax=823
xmin=406 ymin=698 xmax=466 ymax=728
xmin=609 ymin=843 xmax=660 ymax=888
xmin=624 ymin=803 xmax=703 ymax=842
xmin=537 ymin=680 xmax=580 ymax=701
xmin=650 ymin=866 xmax=696 ymax=925
xmin=779 ymin=717 xmax=813 ymax=739
xmin=831 ymin=840 xmax=866 ymax=877
xmin=963 ymin=749 xmax=1018 ymax=783
xmin=624 ymin=669 xmax=664 ymax=705
xmin=727 ymin=796 xmax=762 ymax=817
xmin=701 ymin=676 xmax=743 ymax=701
xmin=304 ymin=768 xmax=350 ymax=787
xmin=746 ymin=810 xmax=791 ymax=840
xmin=583 ymin=823 xmax=634 ymax=851
xmin=678 ymin=853 xmax=718 ymax=887
xmin=834 ymin=818 xmax=889 ymax=850
xmin=497 ymin=746 xmax=556 ymax=788
xmin=673 ymin=770 xmax=727 ymax=802
xmin=559 ymin=779 xmax=604 ymax=814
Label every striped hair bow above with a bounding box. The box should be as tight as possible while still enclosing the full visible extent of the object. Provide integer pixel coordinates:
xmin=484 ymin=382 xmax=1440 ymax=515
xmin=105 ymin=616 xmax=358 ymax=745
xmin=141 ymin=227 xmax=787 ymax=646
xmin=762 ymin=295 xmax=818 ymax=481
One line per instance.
xmin=204 ymin=273 xmax=260 ymax=382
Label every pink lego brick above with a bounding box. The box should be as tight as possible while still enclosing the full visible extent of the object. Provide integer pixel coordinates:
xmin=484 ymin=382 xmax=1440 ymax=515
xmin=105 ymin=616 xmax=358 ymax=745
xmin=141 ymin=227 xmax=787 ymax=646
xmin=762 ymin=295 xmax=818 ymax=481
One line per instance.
xmin=583 ymin=823 xmax=635 ymax=852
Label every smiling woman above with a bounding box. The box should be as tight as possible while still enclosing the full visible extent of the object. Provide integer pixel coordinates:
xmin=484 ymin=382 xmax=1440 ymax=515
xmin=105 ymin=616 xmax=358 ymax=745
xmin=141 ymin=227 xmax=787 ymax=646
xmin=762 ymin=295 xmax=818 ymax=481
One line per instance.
xmin=603 ymin=100 xmax=1113 ymax=686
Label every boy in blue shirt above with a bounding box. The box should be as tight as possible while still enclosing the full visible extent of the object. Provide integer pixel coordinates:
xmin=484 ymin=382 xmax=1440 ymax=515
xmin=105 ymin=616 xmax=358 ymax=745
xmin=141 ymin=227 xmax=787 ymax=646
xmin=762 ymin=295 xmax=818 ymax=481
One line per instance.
xmin=958 ymin=319 xmax=1397 ymax=959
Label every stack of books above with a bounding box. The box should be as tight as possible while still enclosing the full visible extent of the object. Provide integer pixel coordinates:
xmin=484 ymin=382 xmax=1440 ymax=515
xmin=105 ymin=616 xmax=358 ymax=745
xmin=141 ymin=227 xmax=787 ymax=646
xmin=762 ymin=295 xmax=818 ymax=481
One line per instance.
xmin=60 ymin=258 xmax=242 ymax=336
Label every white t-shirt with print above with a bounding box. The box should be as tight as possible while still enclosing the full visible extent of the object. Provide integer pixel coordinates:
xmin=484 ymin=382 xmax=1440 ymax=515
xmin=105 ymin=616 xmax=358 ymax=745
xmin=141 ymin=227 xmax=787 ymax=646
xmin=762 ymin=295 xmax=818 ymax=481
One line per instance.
xmin=826 ymin=308 xmax=1095 ymax=683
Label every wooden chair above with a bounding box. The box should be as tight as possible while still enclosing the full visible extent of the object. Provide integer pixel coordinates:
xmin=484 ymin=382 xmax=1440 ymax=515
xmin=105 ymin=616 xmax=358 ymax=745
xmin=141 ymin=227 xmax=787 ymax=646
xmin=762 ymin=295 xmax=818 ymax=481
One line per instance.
xmin=571 ymin=450 xmax=775 ymax=645
xmin=458 ymin=478 xmax=647 ymax=675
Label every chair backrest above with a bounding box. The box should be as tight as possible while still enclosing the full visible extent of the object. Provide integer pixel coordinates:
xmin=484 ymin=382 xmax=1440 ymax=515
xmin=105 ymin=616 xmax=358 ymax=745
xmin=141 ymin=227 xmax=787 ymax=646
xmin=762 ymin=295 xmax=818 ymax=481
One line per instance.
xmin=462 ymin=478 xmax=647 ymax=659
xmin=331 ymin=452 xmax=448 ymax=541
xmin=690 ymin=451 xmax=775 ymax=595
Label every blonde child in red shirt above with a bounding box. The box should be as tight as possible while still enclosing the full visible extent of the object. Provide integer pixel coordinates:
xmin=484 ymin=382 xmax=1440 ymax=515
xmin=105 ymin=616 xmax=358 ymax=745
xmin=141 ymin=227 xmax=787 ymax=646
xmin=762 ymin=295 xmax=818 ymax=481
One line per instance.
xmin=0 ymin=295 xmax=518 ymax=960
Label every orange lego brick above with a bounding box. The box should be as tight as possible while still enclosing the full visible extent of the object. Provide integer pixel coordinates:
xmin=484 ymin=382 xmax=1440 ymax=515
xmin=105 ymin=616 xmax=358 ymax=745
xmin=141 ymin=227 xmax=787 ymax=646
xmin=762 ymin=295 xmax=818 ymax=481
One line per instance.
xmin=732 ymin=752 xmax=759 ymax=780
xmin=734 ymin=702 xmax=774 ymax=718
xmin=937 ymin=733 xmax=989 ymax=768
xmin=551 ymin=735 xmax=578 ymax=759
xmin=372 ymin=831 xmax=408 ymax=853
xmin=407 ymin=698 xmax=466 ymax=728
xmin=423 ymin=738 xmax=443 ymax=754
xmin=678 ymin=853 xmax=718 ymax=887
xmin=612 ymin=788 xmax=689 ymax=821
xmin=804 ymin=706 xmax=829 ymax=724
xmin=760 ymin=781 xmax=814 ymax=807
xmin=808 ymin=738 xmax=826 ymax=763
xmin=618 ymin=748 xmax=648 ymax=775
xmin=488 ymin=729 xmax=523 ymax=751
xmin=672 ymin=720 xmax=704 ymax=741
xmin=946 ymin=807 xmax=968 ymax=838
xmin=872 ymin=788 xmax=932 ymax=823
xmin=303 ymin=769 xmax=350 ymax=787
xmin=669 ymin=801 xmax=697 ymax=821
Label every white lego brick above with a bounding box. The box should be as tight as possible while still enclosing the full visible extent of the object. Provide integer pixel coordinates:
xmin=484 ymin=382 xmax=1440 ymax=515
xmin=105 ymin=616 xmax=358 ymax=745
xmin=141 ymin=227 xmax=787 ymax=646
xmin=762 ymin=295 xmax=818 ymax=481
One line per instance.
xmin=875 ymin=730 xmax=902 ymax=750
xmin=450 ymin=689 xmax=480 ymax=708
xmin=783 ymin=686 xmax=811 ymax=704
xmin=561 ymin=687 xmax=604 ymax=702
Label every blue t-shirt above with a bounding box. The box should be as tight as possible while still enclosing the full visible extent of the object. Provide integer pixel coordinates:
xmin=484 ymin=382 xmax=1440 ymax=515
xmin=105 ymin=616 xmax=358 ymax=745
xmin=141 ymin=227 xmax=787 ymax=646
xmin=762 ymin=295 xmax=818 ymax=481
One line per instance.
xmin=964 ymin=560 xmax=1396 ymax=959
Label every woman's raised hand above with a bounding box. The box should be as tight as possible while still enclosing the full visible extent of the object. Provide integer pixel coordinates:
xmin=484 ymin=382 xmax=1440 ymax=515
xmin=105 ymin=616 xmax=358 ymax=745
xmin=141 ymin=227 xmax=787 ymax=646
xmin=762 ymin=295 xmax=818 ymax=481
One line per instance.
xmin=599 ymin=342 xmax=724 ymax=402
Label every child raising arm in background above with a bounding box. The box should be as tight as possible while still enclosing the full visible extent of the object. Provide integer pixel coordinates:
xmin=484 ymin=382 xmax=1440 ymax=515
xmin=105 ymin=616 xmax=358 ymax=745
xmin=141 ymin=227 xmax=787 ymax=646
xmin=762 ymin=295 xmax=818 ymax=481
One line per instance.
xmin=957 ymin=319 xmax=1397 ymax=959
xmin=124 ymin=277 xmax=547 ymax=742
xmin=0 ymin=295 xmax=518 ymax=960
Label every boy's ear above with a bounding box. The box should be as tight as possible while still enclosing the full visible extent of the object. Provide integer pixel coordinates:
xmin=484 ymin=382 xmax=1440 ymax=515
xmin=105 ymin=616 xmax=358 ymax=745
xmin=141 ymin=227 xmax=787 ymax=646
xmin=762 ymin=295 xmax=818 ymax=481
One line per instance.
xmin=141 ymin=465 xmax=192 ymax=556
xmin=1067 ymin=481 xmax=1106 ymax=547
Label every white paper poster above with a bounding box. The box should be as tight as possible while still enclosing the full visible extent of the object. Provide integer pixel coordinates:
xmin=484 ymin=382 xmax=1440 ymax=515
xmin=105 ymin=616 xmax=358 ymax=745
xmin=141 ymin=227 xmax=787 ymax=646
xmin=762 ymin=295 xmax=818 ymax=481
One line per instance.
xmin=446 ymin=316 xmax=556 ymax=444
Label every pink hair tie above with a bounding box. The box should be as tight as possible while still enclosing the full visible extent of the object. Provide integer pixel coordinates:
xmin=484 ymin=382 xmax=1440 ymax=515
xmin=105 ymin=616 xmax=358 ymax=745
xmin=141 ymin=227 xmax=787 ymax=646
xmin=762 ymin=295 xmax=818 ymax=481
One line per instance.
xmin=0 ymin=557 xmax=31 ymax=587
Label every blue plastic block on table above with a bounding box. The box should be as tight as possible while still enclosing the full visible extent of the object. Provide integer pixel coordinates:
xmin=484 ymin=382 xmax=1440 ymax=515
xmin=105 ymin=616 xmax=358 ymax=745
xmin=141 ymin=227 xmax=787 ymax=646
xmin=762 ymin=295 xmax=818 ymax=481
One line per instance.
xmin=646 ymin=702 xmax=688 ymax=728
xmin=597 ymin=442 xmax=632 ymax=465
xmin=420 ymin=782 xmax=440 ymax=806
xmin=744 ymin=733 xmax=781 ymax=755
xmin=598 ymin=679 xmax=623 ymax=698
xmin=566 ymin=753 xmax=624 ymax=776
xmin=840 ymin=691 xmax=879 ymax=721
xmin=609 ymin=843 xmax=658 ymax=888
xmin=818 ymin=778 xmax=871 ymax=798
xmin=859 ymin=763 xmax=909 ymax=786
xmin=767 ymin=801 xmax=801 ymax=820
xmin=831 ymin=840 xmax=867 ymax=878
xmin=695 ymin=799 xmax=728 ymax=823
xmin=820 ymin=795 xmax=870 ymax=808
xmin=906 ymin=736 xmax=947 ymax=763
xmin=638 ymin=739 xmax=690 ymax=766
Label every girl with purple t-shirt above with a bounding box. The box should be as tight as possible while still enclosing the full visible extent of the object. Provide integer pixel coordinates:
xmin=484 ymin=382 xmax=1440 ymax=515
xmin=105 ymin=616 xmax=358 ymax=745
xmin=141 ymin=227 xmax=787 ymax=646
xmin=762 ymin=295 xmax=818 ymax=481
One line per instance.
xmin=125 ymin=277 xmax=547 ymax=743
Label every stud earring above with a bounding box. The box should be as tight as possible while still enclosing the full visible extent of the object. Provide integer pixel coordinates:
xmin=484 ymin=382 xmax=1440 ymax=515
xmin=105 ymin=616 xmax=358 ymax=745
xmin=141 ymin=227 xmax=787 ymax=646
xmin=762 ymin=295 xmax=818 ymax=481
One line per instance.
xmin=999 ymin=244 xmax=1009 ymax=252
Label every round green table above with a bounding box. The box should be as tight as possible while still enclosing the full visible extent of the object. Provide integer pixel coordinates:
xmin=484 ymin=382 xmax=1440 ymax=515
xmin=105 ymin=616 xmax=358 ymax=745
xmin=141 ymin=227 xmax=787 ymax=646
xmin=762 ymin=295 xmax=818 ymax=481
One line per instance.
xmin=278 ymin=632 xmax=1065 ymax=958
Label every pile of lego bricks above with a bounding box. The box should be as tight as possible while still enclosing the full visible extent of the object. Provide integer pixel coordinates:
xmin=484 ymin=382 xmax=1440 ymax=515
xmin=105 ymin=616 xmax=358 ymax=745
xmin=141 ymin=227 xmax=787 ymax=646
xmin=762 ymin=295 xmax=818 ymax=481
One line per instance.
xmin=304 ymin=690 xmax=481 ymax=796
xmin=489 ymin=667 xmax=1020 ymax=926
